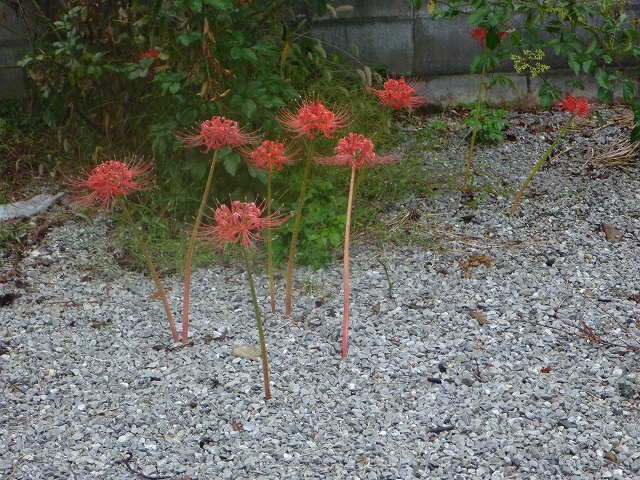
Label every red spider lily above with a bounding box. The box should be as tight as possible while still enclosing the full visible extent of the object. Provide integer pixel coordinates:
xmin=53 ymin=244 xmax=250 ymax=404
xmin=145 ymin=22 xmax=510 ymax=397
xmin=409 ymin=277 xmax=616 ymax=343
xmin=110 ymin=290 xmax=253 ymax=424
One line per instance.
xmin=244 ymin=140 xmax=299 ymax=174
xmin=512 ymin=94 xmax=595 ymax=214
xmin=471 ymin=27 xmax=487 ymax=46
xmin=370 ymin=77 xmax=429 ymax=111
xmin=315 ymin=132 xmax=399 ymax=170
xmin=314 ymin=133 xmax=399 ymax=357
xmin=203 ymin=200 xmax=284 ymax=401
xmin=179 ymin=116 xmax=258 ymax=153
xmin=557 ymin=94 xmax=593 ymax=119
xmin=139 ymin=49 xmax=160 ymax=61
xmin=202 ymin=200 xmax=288 ymax=251
xmin=278 ymin=99 xmax=350 ymax=139
xmin=74 ymin=158 xmax=152 ymax=213
xmin=470 ymin=27 xmax=507 ymax=48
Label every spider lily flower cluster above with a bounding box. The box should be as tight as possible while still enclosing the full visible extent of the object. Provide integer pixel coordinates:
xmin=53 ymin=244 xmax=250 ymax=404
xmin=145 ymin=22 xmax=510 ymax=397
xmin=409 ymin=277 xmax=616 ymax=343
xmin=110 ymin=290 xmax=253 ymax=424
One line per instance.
xmin=314 ymin=133 xmax=399 ymax=357
xmin=201 ymin=200 xmax=287 ymax=251
xmin=71 ymin=78 xmax=420 ymax=397
xmin=511 ymin=94 xmax=594 ymax=214
xmin=73 ymin=158 xmax=179 ymax=343
xmin=75 ymin=159 xmax=152 ymax=213
xmin=470 ymin=26 xmax=507 ymax=48
xmin=370 ymin=77 xmax=428 ymax=111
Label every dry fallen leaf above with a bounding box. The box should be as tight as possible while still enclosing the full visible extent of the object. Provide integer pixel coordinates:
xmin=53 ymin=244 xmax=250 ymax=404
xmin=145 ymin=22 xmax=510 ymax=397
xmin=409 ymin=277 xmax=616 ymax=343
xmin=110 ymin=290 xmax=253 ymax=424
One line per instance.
xmin=540 ymin=366 xmax=553 ymax=374
xmin=461 ymin=253 xmax=493 ymax=270
xmin=231 ymin=420 xmax=243 ymax=432
xmin=602 ymin=223 xmax=624 ymax=242
xmin=469 ymin=310 xmax=489 ymax=325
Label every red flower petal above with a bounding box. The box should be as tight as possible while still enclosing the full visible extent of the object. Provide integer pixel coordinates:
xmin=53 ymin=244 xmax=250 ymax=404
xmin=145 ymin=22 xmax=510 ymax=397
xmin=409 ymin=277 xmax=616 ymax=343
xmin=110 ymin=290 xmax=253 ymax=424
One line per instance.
xmin=370 ymin=77 xmax=428 ymax=111
xmin=278 ymin=100 xmax=350 ymax=139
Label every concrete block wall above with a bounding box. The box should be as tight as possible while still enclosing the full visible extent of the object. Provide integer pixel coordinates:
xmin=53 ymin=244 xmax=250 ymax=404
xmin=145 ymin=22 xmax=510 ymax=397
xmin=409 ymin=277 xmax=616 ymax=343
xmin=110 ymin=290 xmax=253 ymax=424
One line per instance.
xmin=0 ymin=3 xmax=31 ymax=99
xmin=311 ymin=0 xmax=640 ymax=107
xmin=1 ymin=1 xmax=639 ymax=104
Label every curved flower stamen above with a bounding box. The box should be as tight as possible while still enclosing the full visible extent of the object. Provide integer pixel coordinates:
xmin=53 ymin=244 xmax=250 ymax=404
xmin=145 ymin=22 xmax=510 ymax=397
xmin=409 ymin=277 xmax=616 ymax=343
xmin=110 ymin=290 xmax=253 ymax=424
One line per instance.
xmin=278 ymin=100 xmax=350 ymax=139
xmin=73 ymin=158 xmax=152 ymax=213
xmin=314 ymin=132 xmax=399 ymax=170
xmin=370 ymin=77 xmax=428 ymax=111
xmin=179 ymin=116 xmax=258 ymax=153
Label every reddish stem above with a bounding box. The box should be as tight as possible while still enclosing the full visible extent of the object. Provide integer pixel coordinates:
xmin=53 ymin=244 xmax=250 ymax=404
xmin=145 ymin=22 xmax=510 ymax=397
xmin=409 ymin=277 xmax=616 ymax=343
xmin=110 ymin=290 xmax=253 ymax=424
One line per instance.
xmin=122 ymin=205 xmax=179 ymax=342
xmin=341 ymin=166 xmax=356 ymax=358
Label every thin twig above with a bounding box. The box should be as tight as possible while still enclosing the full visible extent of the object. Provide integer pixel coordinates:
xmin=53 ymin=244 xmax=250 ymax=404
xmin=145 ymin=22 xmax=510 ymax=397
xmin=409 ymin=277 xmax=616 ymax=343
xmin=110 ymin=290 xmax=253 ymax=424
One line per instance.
xmin=114 ymin=451 xmax=172 ymax=480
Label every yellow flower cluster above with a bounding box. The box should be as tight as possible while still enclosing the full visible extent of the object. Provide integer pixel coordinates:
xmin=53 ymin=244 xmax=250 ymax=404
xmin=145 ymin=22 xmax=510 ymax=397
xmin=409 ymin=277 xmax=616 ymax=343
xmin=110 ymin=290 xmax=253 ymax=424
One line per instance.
xmin=511 ymin=49 xmax=551 ymax=77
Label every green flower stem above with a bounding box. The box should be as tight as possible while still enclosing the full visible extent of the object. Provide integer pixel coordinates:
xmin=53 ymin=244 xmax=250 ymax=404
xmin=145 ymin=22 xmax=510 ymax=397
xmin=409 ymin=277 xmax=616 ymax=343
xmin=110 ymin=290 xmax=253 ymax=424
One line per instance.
xmin=341 ymin=166 xmax=357 ymax=358
xmin=182 ymin=149 xmax=219 ymax=344
xmin=285 ymin=139 xmax=315 ymax=316
xmin=242 ymin=246 xmax=271 ymax=401
xmin=464 ymin=62 xmax=487 ymax=191
xmin=511 ymin=118 xmax=572 ymax=215
xmin=121 ymin=203 xmax=179 ymax=343
xmin=266 ymin=171 xmax=276 ymax=314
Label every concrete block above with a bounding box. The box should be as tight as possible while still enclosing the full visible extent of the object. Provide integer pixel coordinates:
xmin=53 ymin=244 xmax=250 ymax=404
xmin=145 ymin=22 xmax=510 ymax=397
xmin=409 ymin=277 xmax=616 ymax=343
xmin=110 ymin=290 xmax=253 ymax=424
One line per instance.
xmin=426 ymin=70 xmax=624 ymax=109
xmin=313 ymin=19 xmax=414 ymax=74
xmin=316 ymin=0 xmax=413 ymax=19
xmin=0 ymin=3 xmax=30 ymax=99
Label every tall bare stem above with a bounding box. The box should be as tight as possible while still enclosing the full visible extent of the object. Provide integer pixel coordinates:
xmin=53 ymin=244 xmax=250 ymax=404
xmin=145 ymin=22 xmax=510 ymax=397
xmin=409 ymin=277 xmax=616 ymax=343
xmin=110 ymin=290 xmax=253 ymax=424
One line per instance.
xmin=341 ymin=166 xmax=357 ymax=358
xmin=242 ymin=246 xmax=271 ymax=401
xmin=182 ymin=149 xmax=219 ymax=344
xmin=285 ymin=140 xmax=315 ymax=315
xmin=121 ymin=204 xmax=179 ymax=342
xmin=266 ymin=171 xmax=276 ymax=314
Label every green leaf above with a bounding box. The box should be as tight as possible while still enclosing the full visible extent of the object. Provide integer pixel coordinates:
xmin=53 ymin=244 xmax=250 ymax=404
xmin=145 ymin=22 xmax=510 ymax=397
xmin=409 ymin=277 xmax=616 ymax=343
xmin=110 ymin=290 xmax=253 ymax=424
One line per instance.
xmin=485 ymin=28 xmax=500 ymax=51
xmin=470 ymin=55 xmax=484 ymax=74
xmin=223 ymin=152 xmax=242 ymax=176
xmin=538 ymin=83 xmax=561 ymax=110
xmin=176 ymin=108 xmax=198 ymax=126
xmin=182 ymin=157 xmax=208 ymax=181
xmin=230 ymin=46 xmax=259 ymax=64
xmin=597 ymin=85 xmax=614 ymax=103
xmin=203 ymin=0 xmax=233 ymax=8
xmin=622 ymin=81 xmax=636 ymax=104
xmin=567 ymin=53 xmax=580 ymax=75
xmin=582 ymin=59 xmax=595 ymax=74
xmin=584 ymin=37 xmax=597 ymax=55
xmin=468 ymin=7 xmax=489 ymax=26
xmin=317 ymin=0 xmax=327 ymax=17
xmin=241 ymin=98 xmax=257 ymax=119
xmin=594 ymin=68 xmax=611 ymax=88
xmin=631 ymin=123 xmax=640 ymax=143
xmin=188 ymin=0 xmax=202 ymax=12
xmin=328 ymin=228 xmax=343 ymax=248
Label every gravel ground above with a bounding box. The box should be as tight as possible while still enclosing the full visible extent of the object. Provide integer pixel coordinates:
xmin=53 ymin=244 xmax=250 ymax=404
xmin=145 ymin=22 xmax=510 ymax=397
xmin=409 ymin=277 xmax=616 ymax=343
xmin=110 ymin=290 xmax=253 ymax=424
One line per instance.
xmin=1 ymin=107 xmax=639 ymax=480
